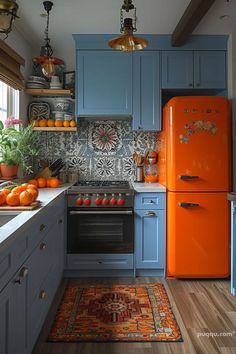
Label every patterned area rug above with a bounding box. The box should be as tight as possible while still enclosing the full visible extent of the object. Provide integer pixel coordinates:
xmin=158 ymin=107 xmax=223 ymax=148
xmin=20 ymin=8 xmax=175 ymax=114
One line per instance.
xmin=48 ymin=282 xmax=183 ymax=342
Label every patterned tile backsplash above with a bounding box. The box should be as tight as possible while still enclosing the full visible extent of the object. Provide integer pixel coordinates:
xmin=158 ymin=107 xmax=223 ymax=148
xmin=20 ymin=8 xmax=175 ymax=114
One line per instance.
xmin=36 ymin=120 xmax=160 ymax=181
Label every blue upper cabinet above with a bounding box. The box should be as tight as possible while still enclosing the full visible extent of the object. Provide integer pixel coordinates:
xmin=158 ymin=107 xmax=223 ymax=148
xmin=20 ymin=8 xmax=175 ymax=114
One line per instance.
xmin=162 ymin=51 xmax=193 ymax=89
xmin=194 ymin=51 xmax=226 ymax=89
xmin=77 ymin=50 xmax=132 ymax=116
xmin=162 ymin=50 xmax=226 ymax=89
xmin=133 ymin=51 xmax=161 ymax=131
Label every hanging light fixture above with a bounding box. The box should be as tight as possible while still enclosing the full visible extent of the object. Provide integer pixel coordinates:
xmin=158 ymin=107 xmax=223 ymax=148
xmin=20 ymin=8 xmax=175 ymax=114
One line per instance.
xmin=33 ymin=1 xmax=64 ymax=78
xmin=108 ymin=0 xmax=148 ymax=52
xmin=0 ymin=0 xmax=19 ymax=36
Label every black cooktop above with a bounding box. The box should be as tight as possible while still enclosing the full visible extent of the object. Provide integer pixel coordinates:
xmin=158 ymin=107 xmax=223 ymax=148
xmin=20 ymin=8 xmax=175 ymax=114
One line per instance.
xmin=73 ymin=180 xmax=131 ymax=189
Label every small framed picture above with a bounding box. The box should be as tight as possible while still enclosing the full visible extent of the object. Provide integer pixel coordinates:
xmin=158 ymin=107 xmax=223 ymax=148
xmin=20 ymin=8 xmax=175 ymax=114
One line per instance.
xmin=63 ymin=71 xmax=75 ymax=98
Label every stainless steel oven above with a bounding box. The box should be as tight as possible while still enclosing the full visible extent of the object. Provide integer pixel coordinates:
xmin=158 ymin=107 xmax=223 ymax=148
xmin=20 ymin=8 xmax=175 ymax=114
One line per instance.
xmin=66 ymin=180 xmax=134 ymax=255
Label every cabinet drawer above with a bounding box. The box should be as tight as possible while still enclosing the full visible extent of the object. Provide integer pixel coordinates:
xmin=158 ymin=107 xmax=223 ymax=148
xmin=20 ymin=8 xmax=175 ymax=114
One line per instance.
xmin=67 ymin=254 xmax=134 ymax=270
xmin=135 ymin=193 xmax=166 ymax=210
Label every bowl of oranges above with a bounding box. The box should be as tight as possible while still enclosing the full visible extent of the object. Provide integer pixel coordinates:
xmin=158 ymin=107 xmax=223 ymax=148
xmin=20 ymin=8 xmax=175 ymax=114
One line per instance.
xmin=0 ymin=177 xmax=61 ymax=208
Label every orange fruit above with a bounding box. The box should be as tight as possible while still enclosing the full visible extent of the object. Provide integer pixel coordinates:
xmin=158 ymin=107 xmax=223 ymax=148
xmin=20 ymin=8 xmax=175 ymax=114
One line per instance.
xmin=46 ymin=178 xmax=52 ymax=187
xmin=0 ymin=188 xmax=11 ymax=197
xmin=27 ymin=183 xmax=38 ymax=191
xmin=39 ymin=119 xmax=47 ymax=127
xmin=63 ymin=120 xmax=70 ymax=127
xmin=0 ymin=191 xmax=6 ymax=205
xmin=70 ymin=120 xmax=76 ymax=127
xmin=37 ymin=177 xmax=47 ymax=188
xmin=47 ymin=119 xmax=55 ymax=127
xmin=26 ymin=187 xmax=38 ymax=201
xmin=32 ymin=120 xmax=39 ymax=127
xmin=19 ymin=190 xmax=33 ymax=206
xmin=47 ymin=177 xmax=60 ymax=188
xmin=55 ymin=120 xmax=63 ymax=127
xmin=12 ymin=185 xmax=25 ymax=194
xmin=6 ymin=192 xmax=20 ymax=206
xmin=20 ymin=183 xmax=30 ymax=191
xmin=28 ymin=179 xmax=38 ymax=187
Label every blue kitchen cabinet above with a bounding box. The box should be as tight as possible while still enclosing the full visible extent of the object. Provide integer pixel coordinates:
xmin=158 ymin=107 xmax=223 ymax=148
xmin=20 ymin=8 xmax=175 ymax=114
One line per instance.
xmin=133 ymin=51 xmax=161 ymax=131
xmin=162 ymin=50 xmax=226 ymax=89
xmin=134 ymin=192 xmax=166 ymax=275
xmin=77 ymin=50 xmax=132 ymax=116
xmin=0 ymin=194 xmax=65 ymax=354
xmin=231 ymin=202 xmax=236 ymax=296
xmin=162 ymin=51 xmax=193 ymax=89
xmin=194 ymin=51 xmax=226 ymax=89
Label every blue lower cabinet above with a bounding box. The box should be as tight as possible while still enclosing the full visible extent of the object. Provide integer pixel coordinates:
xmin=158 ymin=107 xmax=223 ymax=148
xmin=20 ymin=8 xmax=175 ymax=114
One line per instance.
xmin=135 ymin=209 xmax=165 ymax=270
xmin=0 ymin=281 xmax=14 ymax=354
xmin=231 ymin=202 xmax=236 ymax=296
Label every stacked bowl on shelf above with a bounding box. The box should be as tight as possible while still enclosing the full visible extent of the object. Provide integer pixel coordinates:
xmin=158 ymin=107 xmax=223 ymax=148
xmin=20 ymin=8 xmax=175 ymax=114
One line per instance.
xmin=26 ymin=76 xmax=49 ymax=89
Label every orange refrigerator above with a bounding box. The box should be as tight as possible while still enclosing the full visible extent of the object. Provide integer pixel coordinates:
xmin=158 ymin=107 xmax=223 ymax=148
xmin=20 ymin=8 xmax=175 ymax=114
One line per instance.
xmin=158 ymin=96 xmax=231 ymax=278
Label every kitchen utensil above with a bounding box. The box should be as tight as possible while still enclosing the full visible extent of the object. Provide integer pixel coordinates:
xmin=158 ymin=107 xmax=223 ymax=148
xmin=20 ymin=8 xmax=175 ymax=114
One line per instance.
xmin=36 ymin=158 xmax=64 ymax=179
xmin=135 ymin=165 xmax=144 ymax=182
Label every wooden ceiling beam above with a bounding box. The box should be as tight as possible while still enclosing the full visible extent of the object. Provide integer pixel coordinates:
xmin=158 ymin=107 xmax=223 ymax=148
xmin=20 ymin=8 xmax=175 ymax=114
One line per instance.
xmin=171 ymin=0 xmax=216 ymax=47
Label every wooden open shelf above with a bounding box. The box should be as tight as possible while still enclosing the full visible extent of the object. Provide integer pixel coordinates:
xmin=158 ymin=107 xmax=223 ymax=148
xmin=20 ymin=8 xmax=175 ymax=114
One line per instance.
xmin=25 ymin=88 xmax=71 ymax=96
xmin=33 ymin=127 xmax=77 ymax=132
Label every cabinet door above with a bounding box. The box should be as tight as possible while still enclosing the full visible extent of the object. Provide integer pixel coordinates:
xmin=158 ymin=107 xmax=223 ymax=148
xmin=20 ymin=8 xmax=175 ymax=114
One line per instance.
xmin=0 ymin=281 xmax=14 ymax=354
xmin=161 ymin=51 xmax=193 ymax=89
xmin=77 ymin=50 xmax=132 ymax=115
xmin=194 ymin=51 xmax=226 ymax=89
xmin=133 ymin=51 xmax=161 ymax=131
xmin=231 ymin=202 xmax=236 ymax=296
xmin=135 ymin=209 xmax=165 ymax=269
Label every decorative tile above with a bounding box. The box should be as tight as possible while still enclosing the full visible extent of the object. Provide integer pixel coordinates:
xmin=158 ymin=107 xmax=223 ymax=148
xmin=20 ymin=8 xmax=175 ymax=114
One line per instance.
xmin=36 ymin=120 xmax=159 ymax=181
xmin=94 ymin=157 xmax=116 ymax=179
xmin=88 ymin=121 xmax=122 ymax=156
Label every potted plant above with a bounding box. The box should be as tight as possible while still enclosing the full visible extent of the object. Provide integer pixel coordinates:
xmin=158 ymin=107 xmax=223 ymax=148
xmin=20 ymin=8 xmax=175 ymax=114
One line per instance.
xmin=0 ymin=119 xmax=40 ymax=180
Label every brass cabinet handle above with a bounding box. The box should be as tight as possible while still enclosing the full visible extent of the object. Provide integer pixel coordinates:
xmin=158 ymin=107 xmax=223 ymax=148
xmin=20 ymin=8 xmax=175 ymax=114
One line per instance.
xmin=39 ymin=290 xmax=46 ymax=300
xmin=146 ymin=211 xmax=156 ymax=217
xmin=14 ymin=266 xmax=29 ymax=284
xmin=39 ymin=242 xmax=46 ymax=251
xmin=40 ymin=224 xmax=46 ymax=232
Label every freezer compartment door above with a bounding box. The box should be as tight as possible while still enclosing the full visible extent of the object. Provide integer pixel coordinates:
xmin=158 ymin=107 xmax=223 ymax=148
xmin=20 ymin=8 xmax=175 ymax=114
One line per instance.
xmin=166 ymin=96 xmax=231 ymax=191
xmin=167 ymin=192 xmax=230 ymax=278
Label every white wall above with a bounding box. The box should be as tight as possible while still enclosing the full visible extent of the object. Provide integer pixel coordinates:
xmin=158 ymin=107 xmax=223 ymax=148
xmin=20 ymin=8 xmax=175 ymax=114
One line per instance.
xmin=5 ymin=26 xmax=33 ymax=124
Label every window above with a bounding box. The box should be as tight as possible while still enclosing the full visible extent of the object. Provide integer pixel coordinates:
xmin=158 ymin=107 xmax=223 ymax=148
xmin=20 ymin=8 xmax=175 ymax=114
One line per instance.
xmin=0 ymin=80 xmax=19 ymax=124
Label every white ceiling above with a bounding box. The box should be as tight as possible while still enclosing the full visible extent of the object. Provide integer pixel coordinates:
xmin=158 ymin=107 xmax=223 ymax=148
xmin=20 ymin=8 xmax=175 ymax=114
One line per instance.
xmin=15 ymin=0 xmax=236 ymax=70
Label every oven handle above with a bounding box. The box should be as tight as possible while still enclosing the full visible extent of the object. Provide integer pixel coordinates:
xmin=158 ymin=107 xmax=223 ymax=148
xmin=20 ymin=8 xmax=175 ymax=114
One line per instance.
xmin=69 ymin=210 xmax=133 ymax=215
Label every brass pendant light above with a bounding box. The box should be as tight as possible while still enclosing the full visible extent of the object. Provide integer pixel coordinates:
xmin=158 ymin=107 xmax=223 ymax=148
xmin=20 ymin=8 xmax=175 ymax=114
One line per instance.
xmin=108 ymin=0 xmax=148 ymax=52
xmin=33 ymin=1 xmax=64 ymax=78
xmin=0 ymin=0 xmax=19 ymax=36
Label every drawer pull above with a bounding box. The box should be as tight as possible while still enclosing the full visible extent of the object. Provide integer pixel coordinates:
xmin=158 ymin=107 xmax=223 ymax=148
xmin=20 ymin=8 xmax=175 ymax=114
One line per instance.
xmin=148 ymin=200 xmax=154 ymax=204
xmin=179 ymin=202 xmax=199 ymax=208
xmin=58 ymin=219 xmax=63 ymax=224
xmin=39 ymin=242 xmax=46 ymax=251
xmin=40 ymin=224 xmax=46 ymax=232
xmin=39 ymin=290 xmax=46 ymax=300
xmin=14 ymin=267 xmax=29 ymax=284
xmin=98 ymin=260 xmax=102 ymax=264
xmin=146 ymin=211 xmax=156 ymax=217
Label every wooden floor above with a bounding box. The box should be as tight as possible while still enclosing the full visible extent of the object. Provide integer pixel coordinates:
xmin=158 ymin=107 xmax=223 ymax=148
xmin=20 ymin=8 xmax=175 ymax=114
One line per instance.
xmin=32 ymin=277 xmax=236 ymax=354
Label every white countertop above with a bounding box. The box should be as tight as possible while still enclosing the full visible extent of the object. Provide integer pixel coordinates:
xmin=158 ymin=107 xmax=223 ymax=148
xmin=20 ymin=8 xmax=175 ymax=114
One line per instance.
xmin=0 ymin=184 xmax=72 ymax=248
xmin=132 ymin=182 xmax=166 ymax=193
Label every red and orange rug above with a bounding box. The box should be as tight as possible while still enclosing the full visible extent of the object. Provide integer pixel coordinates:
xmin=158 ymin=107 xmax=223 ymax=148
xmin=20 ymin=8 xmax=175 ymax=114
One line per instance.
xmin=48 ymin=282 xmax=182 ymax=342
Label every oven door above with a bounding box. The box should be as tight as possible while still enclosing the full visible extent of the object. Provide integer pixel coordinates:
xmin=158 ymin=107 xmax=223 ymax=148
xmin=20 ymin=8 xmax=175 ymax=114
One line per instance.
xmin=67 ymin=208 xmax=134 ymax=254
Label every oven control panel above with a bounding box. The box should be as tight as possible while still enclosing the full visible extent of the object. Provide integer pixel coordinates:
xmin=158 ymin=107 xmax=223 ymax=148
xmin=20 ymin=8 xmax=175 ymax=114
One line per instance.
xmin=68 ymin=193 xmax=133 ymax=208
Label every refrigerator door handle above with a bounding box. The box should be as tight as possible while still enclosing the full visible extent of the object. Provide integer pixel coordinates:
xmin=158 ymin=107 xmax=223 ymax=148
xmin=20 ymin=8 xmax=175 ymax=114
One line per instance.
xmin=179 ymin=202 xmax=199 ymax=208
xmin=179 ymin=175 xmax=199 ymax=180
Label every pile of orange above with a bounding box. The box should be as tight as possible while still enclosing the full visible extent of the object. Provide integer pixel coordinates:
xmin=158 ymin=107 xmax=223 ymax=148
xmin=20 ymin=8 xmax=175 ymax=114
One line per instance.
xmin=32 ymin=119 xmax=77 ymax=128
xmin=0 ymin=177 xmax=60 ymax=207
